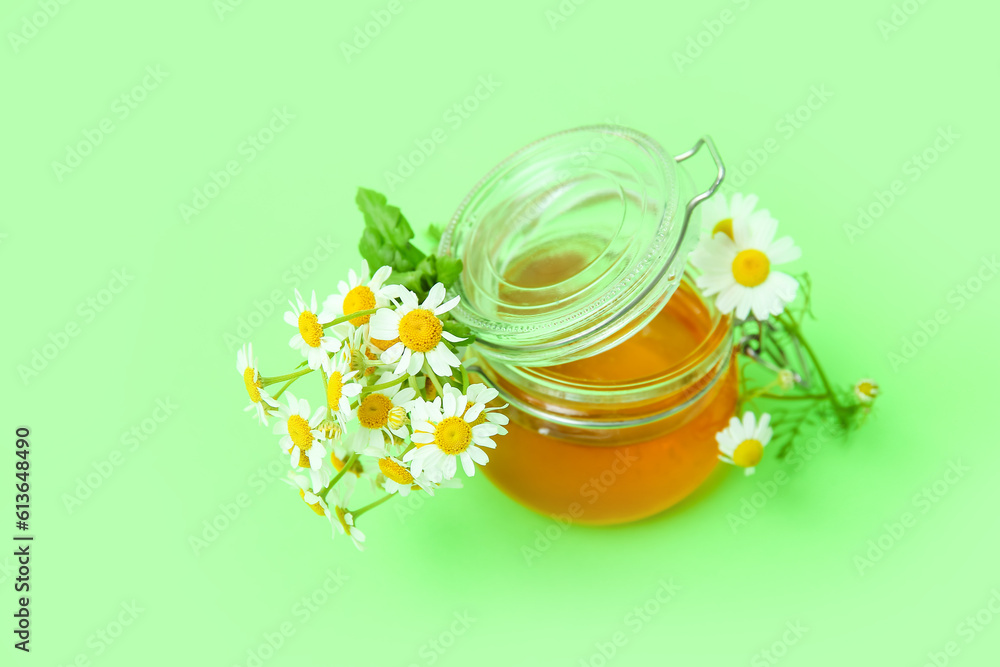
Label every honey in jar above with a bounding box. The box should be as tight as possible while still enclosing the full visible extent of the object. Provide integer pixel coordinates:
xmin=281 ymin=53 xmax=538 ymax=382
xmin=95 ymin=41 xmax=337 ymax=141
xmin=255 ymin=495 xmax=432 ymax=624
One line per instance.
xmin=439 ymin=126 xmax=735 ymax=524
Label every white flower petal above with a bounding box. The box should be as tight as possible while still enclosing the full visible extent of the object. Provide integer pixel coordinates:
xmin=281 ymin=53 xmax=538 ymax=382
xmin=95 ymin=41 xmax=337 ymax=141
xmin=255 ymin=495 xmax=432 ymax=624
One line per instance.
xmin=423 ymin=283 xmax=446 ymax=311
xmin=468 ymin=445 xmax=489 ymax=465
xmin=460 ymin=452 xmax=476 ymax=477
xmin=406 ymin=350 xmax=424 ymax=375
xmin=434 ymin=295 xmax=461 ymax=315
xmin=766 ymin=236 xmax=802 ymax=265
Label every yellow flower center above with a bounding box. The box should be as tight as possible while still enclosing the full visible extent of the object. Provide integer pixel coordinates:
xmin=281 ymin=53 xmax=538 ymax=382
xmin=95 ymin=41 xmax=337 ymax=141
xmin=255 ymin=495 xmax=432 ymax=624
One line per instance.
xmin=387 ymin=406 xmax=409 ymax=431
xmin=331 ymin=453 xmax=363 ymax=476
xmin=357 ymin=393 xmax=393 ymax=430
xmin=299 ymin=489 xmax=326 ymax=516
xmin=327 ymin=371 xmax=344 ymax=408
xmin=298 ymin=310 xmax=323 ymax=348
xmin=732 ymin=439 xmax=764 ymax=468
xmin=424 ymin=377 xmax=438 ymax=402
xmin=777 ymin=369 xmax=795 ymax=390
xmin=731 ymin=249 xmax=770 ymax=287
xmin=242 ymin=367 xmax=262 ymax=403
xmin=857 ymin=381 xmax=878 ymax=399
xmin=334 ymin=506 xmax=356 ymax=536
xmin=462 ymin=405 xmax=488 ymax=427
xmin=370 ymin=336 xmax=399 ymax=351
xmin=318 ymin=419 xmax=341 ymax=440
xmin=287 ymin=414 xmax=314 ymax=452
xmin=379 ymin=457 xmax=415 ymax=485
xmin=433 ymin=416 xmax=473 ymax=455
xmin=294 ymin=450 xmax=310 ymax=468
xmin=343 ymin=285 xmax=376 ymax=326
xmin=398 ymin=309 xmax=443 ymax=353
xmin=712 ymin=218 xmax=734 ymax=239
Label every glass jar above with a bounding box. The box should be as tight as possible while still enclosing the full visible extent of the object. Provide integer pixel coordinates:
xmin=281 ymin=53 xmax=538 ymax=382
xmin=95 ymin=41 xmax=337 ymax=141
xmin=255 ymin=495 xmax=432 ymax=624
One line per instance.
xmin=438 ymin=125 xmax=735 ymax=525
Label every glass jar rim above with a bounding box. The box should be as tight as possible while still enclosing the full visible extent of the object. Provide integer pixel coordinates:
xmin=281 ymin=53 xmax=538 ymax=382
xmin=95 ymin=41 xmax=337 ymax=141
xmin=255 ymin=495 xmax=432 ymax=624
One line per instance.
xmin=438 ymin=125 xmax=723 ymax=368
xmin=467 ymin=274 xmax=735 ymax=431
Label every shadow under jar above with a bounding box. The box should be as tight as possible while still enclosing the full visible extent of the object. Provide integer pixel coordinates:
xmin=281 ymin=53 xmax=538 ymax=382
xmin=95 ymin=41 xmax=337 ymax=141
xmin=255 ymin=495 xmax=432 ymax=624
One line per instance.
xmin=438 ymin=125 xmax=736 ymax=525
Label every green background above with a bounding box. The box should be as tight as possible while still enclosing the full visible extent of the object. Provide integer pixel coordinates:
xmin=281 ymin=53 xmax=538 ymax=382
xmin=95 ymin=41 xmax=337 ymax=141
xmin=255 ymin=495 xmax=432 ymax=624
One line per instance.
xmin=3 ymin=0 xmax=998 ymax=665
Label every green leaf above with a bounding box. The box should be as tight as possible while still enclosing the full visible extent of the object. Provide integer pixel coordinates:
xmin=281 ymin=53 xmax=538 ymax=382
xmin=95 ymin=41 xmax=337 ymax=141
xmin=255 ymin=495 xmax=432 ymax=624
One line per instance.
xmin=358 ymin=228 xmax=399 ymax=269
xmin=354 ymin=188 xmax=464 ymax=303
xmin=443 ymin=319 xmax=474 ymax=345
xmin=389 ymin=255 xmax=437 ymax=296
xmin=356 ymin=188 xmax=415 ymax=248
xmin=435 ymin=256 xmax=463 ymax=289
xmin=355 ymin=188 xmax=425 ymax=272
xmin=425 ymin=223 xmax=444 ymax=244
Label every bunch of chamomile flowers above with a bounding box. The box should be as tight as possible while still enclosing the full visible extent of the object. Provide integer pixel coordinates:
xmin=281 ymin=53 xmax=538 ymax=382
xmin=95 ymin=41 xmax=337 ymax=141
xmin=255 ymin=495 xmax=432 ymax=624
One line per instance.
xmin=236 ymin=262 xmax=507 ymax=549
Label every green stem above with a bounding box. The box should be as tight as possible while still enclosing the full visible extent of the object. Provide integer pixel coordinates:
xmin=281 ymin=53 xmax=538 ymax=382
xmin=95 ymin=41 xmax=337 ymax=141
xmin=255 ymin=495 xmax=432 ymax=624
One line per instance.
xmin=459 ymin=364 xmax=470 ymax=393
xmin=261 ymin=367 xmax=313 ymax=387
xmin=271 ymin=377 xmax=299 ymax=400
xmin=361 ymin=374 xmax=408 ymax=396
xmin=322 ymin=309 xmax=379 ymax=329
xmin=777 ymin=314 xmax=847 ymax=418
xmin=759 ymin=393 xmax=830 ymax=401
xmin=350 ymin=493 xmax=394 ymax=519
xmin=319 ymin=452 xmax=360 ymax=501
xmin=424 ymin=363 xmax=444 ymax=396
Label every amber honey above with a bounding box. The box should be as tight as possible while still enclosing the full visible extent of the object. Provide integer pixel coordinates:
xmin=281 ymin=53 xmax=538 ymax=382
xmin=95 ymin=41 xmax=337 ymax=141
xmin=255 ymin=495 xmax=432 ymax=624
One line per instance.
xmin=480 ymin=258 xmax=738 ymax=525
xmin=439 ymin=125 xmax=733 ymax=524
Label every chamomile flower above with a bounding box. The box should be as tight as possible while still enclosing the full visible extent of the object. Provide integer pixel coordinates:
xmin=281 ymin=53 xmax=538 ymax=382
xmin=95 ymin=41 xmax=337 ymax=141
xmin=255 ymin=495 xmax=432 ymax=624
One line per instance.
xmin=377 ymin=456 xmax=435 ymax=497
xmin=690 ymin=195 xmax=801 ymax=320
xmin=323 ymin=262 xmax=395 ymax=327
xmin=325 ymin=357 xmax=363 ymax=428
xmin=854 ymin=378 xmax=880 ymax=403
xmin=347 ymin=373 xmax=417 ymax=453
xmin=333 ymin=507 xmax=366 ymax=551
xmin=716 ymin=411 xmax=773 ymax=476
xmin=285 ymin=471 xmax=357 ymax=543
xmin=338 ymin=325 xmax=393 ymax=377
xmin=776 ymin=369 xmax=797 ymax=391
xmin=285 ymin=471 xmax=333 ymax=513
xmin=369 ymin=283 xmax=465 ymax=377
xmin=284 ymin=456 xmax=334 ymax=494
xmin=698 ymin=192 xmax=772 ymax=240
xmin=405 ymin=384 xmax=499 ymax=481
xmin=465 ymin=383 xmax=510 ymax=436
xmin=326 ymin=449 xmax=361 ymax=497
xmin=237 ymin=343 xmax=278 ymax=424
xmin=283 ymin=289 xmax=347 ymax=372
xmin=272 ymin=392 xmax=329 ymax=473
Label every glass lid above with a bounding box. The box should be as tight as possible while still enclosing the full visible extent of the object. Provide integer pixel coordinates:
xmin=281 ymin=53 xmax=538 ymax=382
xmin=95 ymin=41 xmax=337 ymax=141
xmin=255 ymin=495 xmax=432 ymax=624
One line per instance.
xmin=438 ymin=125 xmax=724 ymax=367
